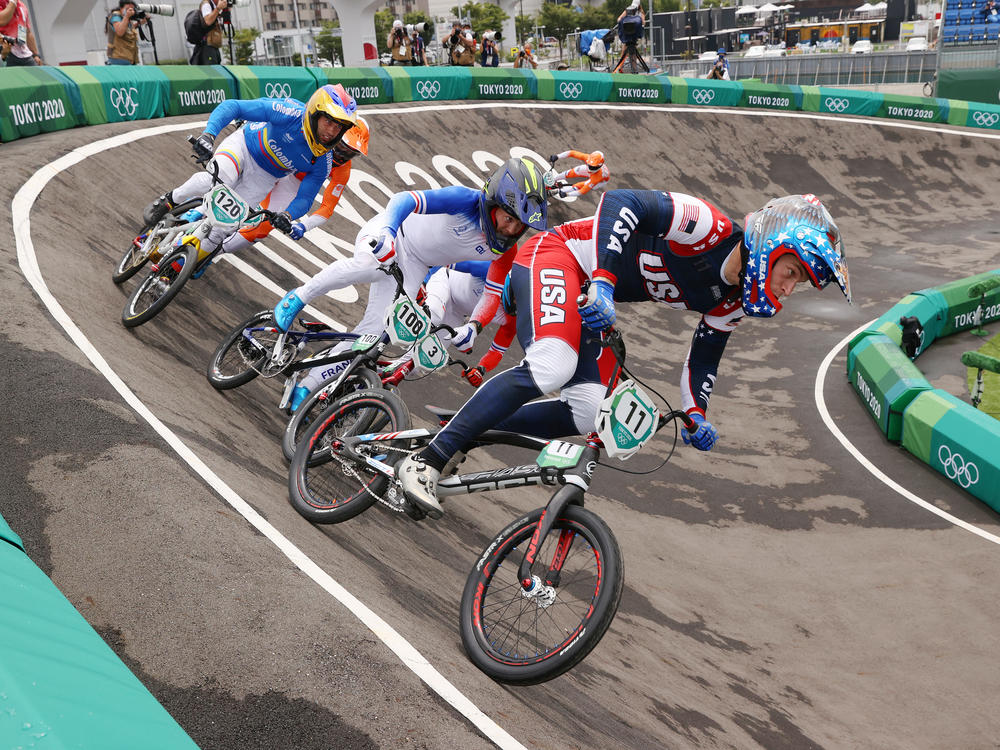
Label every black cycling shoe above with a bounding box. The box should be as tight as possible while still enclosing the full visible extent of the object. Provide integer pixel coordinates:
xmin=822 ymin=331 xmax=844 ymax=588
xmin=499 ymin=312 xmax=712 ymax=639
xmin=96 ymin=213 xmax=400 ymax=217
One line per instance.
xmin=143 ymin=192 xmax=174 ymax=226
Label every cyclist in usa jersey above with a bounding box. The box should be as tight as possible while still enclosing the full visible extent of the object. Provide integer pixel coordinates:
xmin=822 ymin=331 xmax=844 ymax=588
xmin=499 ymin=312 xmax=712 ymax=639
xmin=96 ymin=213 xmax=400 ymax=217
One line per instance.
xmin=141 ymin=84 xmax=357 ymax=255
xmin=397 ymin=191 xmax=852 ymax=519
xmin=270 ymin=157 xmax=547 ymax=412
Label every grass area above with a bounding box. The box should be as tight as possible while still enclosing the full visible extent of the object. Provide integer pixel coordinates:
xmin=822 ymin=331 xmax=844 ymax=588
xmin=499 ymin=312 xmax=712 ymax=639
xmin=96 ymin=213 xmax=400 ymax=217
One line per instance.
xmin=966 ymin=330 xmax=1000 ymax=418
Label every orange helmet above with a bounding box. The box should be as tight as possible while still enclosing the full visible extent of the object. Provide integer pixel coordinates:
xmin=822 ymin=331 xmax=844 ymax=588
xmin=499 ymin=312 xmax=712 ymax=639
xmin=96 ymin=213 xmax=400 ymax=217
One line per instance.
xmin=302 ymin=83 xmax=358 ymax=157
xmin=586 ymin=150 xmax=605 ymax=171
xmin=332 ymin=116 xmax=370 ymax=165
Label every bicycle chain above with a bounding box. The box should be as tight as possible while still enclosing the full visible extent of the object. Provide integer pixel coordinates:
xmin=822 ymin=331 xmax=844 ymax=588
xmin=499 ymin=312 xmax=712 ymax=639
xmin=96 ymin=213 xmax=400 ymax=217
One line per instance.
xmin=329 ymin=441 xmax=412 ymax=513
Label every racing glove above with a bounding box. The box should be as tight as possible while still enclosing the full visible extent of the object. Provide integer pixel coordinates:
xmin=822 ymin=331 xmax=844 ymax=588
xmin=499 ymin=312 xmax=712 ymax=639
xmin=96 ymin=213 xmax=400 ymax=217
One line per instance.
xmin=449 ymin=321 xmax=480 ymax=354
xmin=682 ymin=412 xmax=719 ymax=451
xmin=369 ymin=228 xmax=396 ymax=265
xmin=579 ymin=278 xmax=616 ymax=331
xmin=462 ymin=365 xmax=486 ymax=388
xmin=271 ymin=211 xmax=294 ymax=235
xmin=289 ymin=221 xmax=306 ymax=240
xmin=192 ymin=132 xmax=215 ymax=162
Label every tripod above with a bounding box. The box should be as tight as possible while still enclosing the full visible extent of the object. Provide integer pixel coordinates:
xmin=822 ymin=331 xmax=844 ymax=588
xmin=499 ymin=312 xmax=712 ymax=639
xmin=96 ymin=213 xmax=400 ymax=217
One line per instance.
xmin=137 ymin=18 xmax=160 ymax=65
xmin=612 ymin=39 xmax=648 ymax=74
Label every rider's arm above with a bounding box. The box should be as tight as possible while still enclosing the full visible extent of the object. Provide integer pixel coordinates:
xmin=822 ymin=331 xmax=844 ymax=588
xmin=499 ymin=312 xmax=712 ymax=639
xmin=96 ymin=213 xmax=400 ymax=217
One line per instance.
xmin=478 ymin=310 xmax=517 ymax=373
xmin=285 ymin=164 xmax=330 ymax=220
xmin=680 ymin=302 xmax=741 ymax=415
xmin=204 ymin=97 xmax=285 ymax=137
xmin=467 ymin=249 xmax=515 ymax=329
xmin=593 ymin=189 xmax=674 ymax=285
xmin=299 ymin=161 xmax=351 ymax=231
xmin=450 ymin=260 xmax=491 ymax=279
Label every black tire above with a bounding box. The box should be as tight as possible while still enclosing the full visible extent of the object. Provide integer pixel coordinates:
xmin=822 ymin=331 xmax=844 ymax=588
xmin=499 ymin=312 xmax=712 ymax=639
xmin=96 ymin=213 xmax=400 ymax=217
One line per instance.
xmin=207 ymin=309 xmax=279 ymax=391
xmin=459 ymin=505 xmax=624 ymax=685
xmin=112 ymin=199 xmax=200 ymax=284
xmin=121 ymin=241 xmax=199 ymax=328
xmin=280 ymin=366 xmax=382 ymax=462
xmin=287 ymin=388 xmax=411 ymax=524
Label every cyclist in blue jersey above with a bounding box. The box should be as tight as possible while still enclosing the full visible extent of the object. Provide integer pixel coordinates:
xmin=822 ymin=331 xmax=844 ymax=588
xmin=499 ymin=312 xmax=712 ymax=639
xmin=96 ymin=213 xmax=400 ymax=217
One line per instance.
xmin=270 ymin=157 xmax=547 ymax=412
xmin=396 ymin=191 xmax=853 ymax=519
xmin=142 ymin=84 xmax=357 ymax=257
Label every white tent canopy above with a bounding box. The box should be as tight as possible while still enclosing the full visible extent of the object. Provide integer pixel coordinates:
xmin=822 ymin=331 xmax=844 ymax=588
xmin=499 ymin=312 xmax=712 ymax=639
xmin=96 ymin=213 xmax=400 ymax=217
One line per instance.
xmin=758 ymin=3 xmax=781 ymax=11
xmin=736 ymin=4 xmax=758 ymax=13
xmin=855 ymin=2 xmax=873 ymax=10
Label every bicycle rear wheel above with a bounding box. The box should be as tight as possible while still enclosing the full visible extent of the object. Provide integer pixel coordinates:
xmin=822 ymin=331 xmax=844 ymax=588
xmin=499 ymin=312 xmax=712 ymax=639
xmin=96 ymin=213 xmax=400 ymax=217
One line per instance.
xmin=121 ymin=242 xmax=198 ymax=328
xmin=112 ymin=199 xmax=199 ymax=284
xmin=280 ymin=366 xmax=381 ymax=462
xmin=459 ymin=505 xmax=623 ymax=685
xmin=288 ymin=388 xmax=411 ymax=524
xmin=207 ymin=309 xmax=280 ymax=390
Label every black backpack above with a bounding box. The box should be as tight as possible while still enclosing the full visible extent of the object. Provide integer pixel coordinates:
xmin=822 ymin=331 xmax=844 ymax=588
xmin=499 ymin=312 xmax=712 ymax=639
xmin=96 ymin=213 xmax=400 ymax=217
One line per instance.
xmin=184 ymin=8 xmax=208 ymax=45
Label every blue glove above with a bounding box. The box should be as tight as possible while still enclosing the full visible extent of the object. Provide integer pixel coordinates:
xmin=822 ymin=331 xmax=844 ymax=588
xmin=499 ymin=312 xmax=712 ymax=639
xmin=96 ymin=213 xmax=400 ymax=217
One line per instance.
xmin=289 ymin=221 xmax=306 ymax=240
xmin=369 ymin=227 xmax=396 ymax=264
xmin=579 ymin=279 xmax=616 ymax=331
xmin=682 ymin=413 xmax=719 ymax=451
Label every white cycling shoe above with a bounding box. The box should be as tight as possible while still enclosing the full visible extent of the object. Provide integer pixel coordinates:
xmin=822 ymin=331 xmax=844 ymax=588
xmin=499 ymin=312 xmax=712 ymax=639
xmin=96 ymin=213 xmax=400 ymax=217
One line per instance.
xmin=397 ymin=454 xmax=443 ymax=520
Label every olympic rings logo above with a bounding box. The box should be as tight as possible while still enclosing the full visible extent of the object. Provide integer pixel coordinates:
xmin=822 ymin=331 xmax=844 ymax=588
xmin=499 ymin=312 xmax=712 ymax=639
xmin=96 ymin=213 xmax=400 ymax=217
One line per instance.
xmin=691 ymin=88 xmax=715 ymax=104
xmin=264 ymin=82 xmax=292 ymax=98
xmin=559 ymin=82 xmax=583 ymax=99
xmin=415 ymin=80 xmax=441 ymax=99
xmin=972 ymin=111 xmax=1000 ymax=127
xmin=109 ymin=87 xmax=139 ymax=117
xmin=825 ymin=97 xmax=850 ymax=112
xmin=938 ymin=445 xmax=980 ymax=488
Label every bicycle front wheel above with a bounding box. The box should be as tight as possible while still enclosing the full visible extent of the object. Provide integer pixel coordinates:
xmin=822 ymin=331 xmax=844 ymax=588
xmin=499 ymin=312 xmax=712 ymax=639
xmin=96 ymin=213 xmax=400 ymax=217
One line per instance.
xmin=207 ymin=309 xmax=279 ymax=390
xmin=121 ymin=242 xmax=198 ymax=328
xmin=288 ymin=388 xmax=411 ymax=524
xmin=280 ymin=366 xmax=382 ymax=462
xmin=459 ymin=505 xmax=623 ymax=685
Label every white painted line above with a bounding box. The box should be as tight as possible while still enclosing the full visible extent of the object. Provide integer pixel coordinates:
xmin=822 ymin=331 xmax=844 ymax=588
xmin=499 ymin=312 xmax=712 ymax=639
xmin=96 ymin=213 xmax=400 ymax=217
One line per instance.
xmin=12 ymin=127 xmax=527 ymax=750
xmin=814 ymin=322 xmax=1000 ymax=546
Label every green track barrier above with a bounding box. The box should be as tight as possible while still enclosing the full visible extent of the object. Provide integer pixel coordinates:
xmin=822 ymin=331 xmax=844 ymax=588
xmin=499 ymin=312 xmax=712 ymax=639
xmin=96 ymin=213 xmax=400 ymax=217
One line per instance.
xmin=666 ymin=76 xmax=743 ymax=107
xmin=6 ymin=65 xmax=1000 ymax=143
xmin=801 ymin=85 xmax=883 ymax=116
xmin=848 ymin=332 xmax=933 ymax=441
xmin=609 ymin=73 xmax=668 ymax=103
xmin=58 ymin=65 xmax=170 ymax=125
xmin=467 ymin=67 xmax=537 ymax=100
xmin=863 ymin=290 xmax=948 ymax=355
xmin=311 ymin=66 xmax=393 ymax=104
xmin=0 ymin=66 xmax=84 ymax=142
xmin=226 ymin=64 xmax=319 ymax=102
xmin=383 ymin=65 xmax=472 ymax=102
xmin=159 ymin=64 xmax=237 ymax=115
xmin=535 ymin=69 xmax=613 ymax=102
xmin=739 ymin=80 xmax=803 ymax=111
xmin=933 ymin=269 xmax=1000 ymax=337
xmin=902 ymin=390 xmax=1000 ymax=508
xmin=0 ymin=528 xmax=198 ymax=748
xmin=878 ymin=92 xmax=949 ymax=123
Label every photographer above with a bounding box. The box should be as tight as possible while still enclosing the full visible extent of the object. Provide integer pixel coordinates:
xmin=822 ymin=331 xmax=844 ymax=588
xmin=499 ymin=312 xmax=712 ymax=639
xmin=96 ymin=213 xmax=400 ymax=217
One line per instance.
xmin=450 ymin=21 xmax=476 ymax=66
xmin=0 ymin=0 xmax=42 ymax=66
xmin=707 ymin=47 xmax=730 ymax=80
xmin=514 ymin=40 xmax=537 ymax=69
xmin=409 ymin=24 xmax=425 ymax=66
xmin=191 ymin=0 xmax=227 ymax=65
xmin=387 ymin=19 xmax=411 ymax=65
xmin=106 ymin=0 xmax=145 ymax=65
xmin=479 ymin=29 xmax=499 ymax=67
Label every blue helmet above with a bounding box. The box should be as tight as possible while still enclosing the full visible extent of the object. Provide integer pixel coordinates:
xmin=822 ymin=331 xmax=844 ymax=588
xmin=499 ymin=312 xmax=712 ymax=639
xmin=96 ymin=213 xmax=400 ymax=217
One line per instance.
xmin=740 ymin=194 xmax=851 ymax=318
xmin=478 ymin=157 xmax=547 ymax=255
xmin=717 ymin=47 xmax=726 ymax=54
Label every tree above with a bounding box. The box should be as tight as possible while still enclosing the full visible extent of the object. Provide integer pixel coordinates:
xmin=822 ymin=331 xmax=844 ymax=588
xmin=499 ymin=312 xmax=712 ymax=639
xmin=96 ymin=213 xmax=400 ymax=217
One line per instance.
xmin=515 ymin=13 xmax=534 ymax=45
xmin=315 ymin=21 xmax=343 ymax=65
xmin=450 ymin=2 xmax=508 ymax=33
xmin=233 ymin=27 xmax=260 ymax=65
xmin=374 ymin=8 xmax=394 ymax=55
xmin=403 ymin=10 xmax=435 ymax=44
xmin=537 ymin=2 xmax=577 ymax=59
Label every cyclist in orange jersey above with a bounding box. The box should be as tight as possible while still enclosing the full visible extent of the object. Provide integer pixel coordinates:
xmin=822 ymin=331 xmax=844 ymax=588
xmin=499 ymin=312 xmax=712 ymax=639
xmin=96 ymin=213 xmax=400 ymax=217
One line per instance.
xmin=545 ymin=149 xmax=610 ymax=199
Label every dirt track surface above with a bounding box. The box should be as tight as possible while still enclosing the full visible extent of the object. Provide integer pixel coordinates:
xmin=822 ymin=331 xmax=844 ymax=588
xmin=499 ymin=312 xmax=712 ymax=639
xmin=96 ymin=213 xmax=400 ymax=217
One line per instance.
xmin=4 ymin=103 xmax=1000 ymax=750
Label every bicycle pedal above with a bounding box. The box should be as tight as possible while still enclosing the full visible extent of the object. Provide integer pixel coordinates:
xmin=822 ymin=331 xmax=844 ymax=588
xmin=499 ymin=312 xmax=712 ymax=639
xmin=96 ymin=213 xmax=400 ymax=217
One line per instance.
xmin=400 ymin=498 xmax=427 ymax=522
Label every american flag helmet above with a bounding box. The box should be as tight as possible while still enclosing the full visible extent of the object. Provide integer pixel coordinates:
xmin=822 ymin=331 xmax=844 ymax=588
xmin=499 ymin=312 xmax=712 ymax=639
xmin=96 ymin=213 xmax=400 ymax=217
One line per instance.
xmin=740 ymin=194 xmax=851 ymax=318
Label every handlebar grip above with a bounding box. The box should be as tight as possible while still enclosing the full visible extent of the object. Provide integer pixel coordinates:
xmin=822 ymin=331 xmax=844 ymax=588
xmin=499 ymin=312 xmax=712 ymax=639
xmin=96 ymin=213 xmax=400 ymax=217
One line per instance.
xmin=434 ymin=323 xmax=458 ymax=338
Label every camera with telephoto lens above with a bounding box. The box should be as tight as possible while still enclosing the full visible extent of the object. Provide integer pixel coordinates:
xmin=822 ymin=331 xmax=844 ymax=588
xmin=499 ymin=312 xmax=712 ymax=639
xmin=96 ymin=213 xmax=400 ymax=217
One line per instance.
xmin=619 ymin=18 xmax=642 ymax=43
xmin=1 ymin=34 xmax=17 ymax=45
xmin=133 ymin=3 xmax=175 ymax=18
xmin=483 ymin=30 xmax=501 ymax=43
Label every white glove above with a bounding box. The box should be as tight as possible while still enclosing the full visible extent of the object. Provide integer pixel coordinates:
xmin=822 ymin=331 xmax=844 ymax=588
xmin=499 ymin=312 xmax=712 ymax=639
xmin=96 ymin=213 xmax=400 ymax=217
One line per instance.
xmin=368 ymin=228 xmax=396 ymax=265
xmin=449 ymin=322 xmax=479 ymax=353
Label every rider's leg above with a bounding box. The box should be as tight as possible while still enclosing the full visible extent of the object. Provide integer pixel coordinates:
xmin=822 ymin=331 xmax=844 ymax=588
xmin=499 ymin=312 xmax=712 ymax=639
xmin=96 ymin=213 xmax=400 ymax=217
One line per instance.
xmin=399 ymin=235 xmax=587 ymax=516
xmin=224 ymin=173 xmax=299 ymax=255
